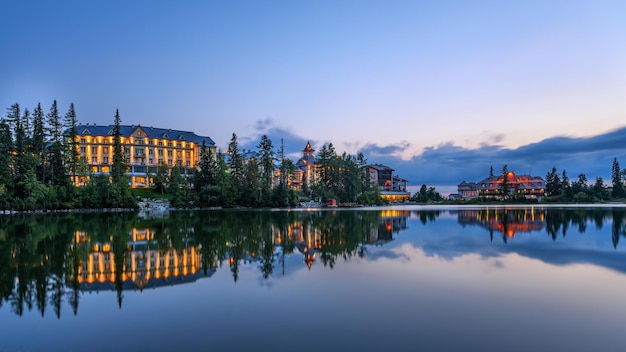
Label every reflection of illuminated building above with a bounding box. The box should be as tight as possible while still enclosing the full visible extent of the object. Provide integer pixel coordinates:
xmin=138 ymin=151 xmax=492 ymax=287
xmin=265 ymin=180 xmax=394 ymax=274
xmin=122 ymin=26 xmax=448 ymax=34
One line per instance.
xmin=457 ymin=208 xmax=545 ymax=238
xmin=295 ymin=221 xmax=321 ymax=269
xmin=368 ymin=210 xmax=409 ymax=245
xmin=74 ymin=228 xmax=210 ymax=291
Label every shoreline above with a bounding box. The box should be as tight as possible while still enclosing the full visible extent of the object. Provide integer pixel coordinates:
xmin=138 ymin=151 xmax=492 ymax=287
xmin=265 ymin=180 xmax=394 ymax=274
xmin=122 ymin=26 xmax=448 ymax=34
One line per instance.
xmin=3 ymin=201 xmax=626 ymax=216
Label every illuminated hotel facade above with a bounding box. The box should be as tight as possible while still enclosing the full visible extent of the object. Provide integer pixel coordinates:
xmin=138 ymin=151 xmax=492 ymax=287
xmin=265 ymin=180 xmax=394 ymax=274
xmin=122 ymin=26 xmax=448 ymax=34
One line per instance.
xmin=69 ymin=124 xmax=216 ymax=188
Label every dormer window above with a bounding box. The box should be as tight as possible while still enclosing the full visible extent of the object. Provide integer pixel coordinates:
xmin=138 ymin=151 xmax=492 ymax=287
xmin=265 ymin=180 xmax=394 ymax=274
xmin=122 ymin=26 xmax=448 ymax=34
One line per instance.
xmin=82 ymin=129 xmax=90 ymax=135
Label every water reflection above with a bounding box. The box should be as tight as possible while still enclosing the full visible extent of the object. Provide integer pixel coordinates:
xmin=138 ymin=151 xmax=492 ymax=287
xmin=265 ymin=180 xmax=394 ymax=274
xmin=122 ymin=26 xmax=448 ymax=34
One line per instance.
xmin=1 ymin=207 xmax=626 ymax=318
xmin=453 ymin=207 xmax=626 ymax=245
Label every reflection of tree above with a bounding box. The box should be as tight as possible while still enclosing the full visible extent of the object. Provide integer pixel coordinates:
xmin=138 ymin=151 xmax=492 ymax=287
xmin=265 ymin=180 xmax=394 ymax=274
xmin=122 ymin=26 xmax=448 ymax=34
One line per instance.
xmin=0 ymin=209 xmax=413 ymax=316
xmin=458 ymin=207 xmax=626 ymax=245
xmin=112 ymin=219 xmax=129 ymax=309
xmin=415 ymin=210 xmax=441 ymax=225
xmin=612 ymin=209 xmax=626 ymax=249
xmin=259 ymin=224 xmax=275 ymax=279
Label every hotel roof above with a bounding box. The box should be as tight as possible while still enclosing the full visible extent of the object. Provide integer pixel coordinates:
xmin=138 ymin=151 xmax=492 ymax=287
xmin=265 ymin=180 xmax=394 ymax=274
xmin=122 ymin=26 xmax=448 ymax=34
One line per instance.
xmin=66 ymin=124 xmax=215 ymax=146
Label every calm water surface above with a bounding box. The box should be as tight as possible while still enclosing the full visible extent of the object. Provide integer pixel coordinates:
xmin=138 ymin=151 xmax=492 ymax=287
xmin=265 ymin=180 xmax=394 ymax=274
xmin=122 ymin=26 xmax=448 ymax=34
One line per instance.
xmin=1 ymin=206 xmax=626 ymax=351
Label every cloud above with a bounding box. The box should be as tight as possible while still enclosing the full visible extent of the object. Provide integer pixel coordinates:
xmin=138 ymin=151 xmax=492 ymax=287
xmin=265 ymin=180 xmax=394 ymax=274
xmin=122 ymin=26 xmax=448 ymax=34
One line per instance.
xmin=240 ymin=118 xmax=313 ymax=159
xmin=363 ymin=126 xmax=626 ymax=190
xmin=237 ymin=122 xmax=626 ymax=192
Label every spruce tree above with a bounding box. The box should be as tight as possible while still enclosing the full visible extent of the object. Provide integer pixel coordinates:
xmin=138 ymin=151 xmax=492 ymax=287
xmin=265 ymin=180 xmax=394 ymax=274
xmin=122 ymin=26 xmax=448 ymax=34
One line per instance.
xmin=111 ymin=109 xmax=125 ymax=186
xmin=0 ymin=120 xmax=13 ymax=203
xmin=612 ymin=158 xmax=624 ymax=198
xmin=257 ymin=134 xmax=275 ymax=193
xmin=31 ymin=103 xmax=46 ymax=183
xmin=227 ymin=133 xmax=244 ymax=202
xmin=47 ymin=100 xmax=67 ymax=186
xmin=500 ymin=165 xmax=510 ymax=199
xmin=64 ymin=103 xmax=79 ymax=186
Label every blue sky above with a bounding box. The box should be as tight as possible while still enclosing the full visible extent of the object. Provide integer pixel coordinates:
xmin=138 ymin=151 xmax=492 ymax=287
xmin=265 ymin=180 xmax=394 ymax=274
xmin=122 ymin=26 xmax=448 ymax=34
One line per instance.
xmin=2 ymin=0 xmax=626 ymax=193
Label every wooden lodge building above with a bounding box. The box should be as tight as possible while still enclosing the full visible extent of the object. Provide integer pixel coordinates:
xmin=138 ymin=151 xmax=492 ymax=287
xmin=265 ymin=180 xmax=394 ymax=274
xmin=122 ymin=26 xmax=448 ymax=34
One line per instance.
xmin=456 ymin=172 xmax=546 ymax=200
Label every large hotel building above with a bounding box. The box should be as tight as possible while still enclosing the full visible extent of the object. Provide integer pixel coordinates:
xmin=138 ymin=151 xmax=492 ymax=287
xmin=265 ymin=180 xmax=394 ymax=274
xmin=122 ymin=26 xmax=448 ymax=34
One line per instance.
xmin=71 ymin=124 xmax=216 ymax=187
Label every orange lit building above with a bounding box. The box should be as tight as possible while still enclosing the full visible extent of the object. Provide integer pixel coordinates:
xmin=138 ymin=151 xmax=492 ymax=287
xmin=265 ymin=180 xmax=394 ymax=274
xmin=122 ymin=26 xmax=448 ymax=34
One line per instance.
xmin=68 ymin=124 xmax=215 ymax=188
xmin=477 ymin=172 xmax=545 ymax=199
xmin=366 ymin=164 xmax=411 ymax=202
xmin=456 ymin=172 xmax=545 ymax=200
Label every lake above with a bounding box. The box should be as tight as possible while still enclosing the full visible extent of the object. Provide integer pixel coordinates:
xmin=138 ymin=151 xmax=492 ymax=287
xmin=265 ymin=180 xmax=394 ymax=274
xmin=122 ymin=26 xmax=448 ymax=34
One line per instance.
xmin=1 ymin=205 xmax=626 ymax=352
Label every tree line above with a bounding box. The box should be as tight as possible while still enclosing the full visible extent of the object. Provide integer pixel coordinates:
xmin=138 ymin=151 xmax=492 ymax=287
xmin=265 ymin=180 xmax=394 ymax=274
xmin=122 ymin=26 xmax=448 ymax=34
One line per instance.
xmin=2 ymin=102 xmax=391 ymax=210
xmin=1 ymin=101 xmax=134 ymax=210
xmin=544 ymin=158 xmax=625 ymax=202
xmin=185 ymin=133 xmax=386 ymax=208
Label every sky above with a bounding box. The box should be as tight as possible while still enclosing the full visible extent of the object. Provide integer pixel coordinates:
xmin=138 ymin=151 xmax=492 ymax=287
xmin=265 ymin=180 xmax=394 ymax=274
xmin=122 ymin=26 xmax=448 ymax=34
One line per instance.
xmin=2 ymin=0 xmax=626 ymax=194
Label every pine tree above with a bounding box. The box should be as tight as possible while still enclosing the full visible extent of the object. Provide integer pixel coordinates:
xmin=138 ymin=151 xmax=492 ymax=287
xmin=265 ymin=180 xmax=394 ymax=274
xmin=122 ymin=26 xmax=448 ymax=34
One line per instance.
xmin=6 ymin=103 xmax=20 ymax=130
xmin=562 ymin=169 xmax=573 ymax=201
xmin=64 ymin=103 xmax=79 ymax=186
xmin=545 ymin=167 xmax=562 ymax=197
xmin=242 ymin=157 xmax=261 ymax=206
xmin=47 ymin=100 xmax=62 ymax=143
xmin=215 ymin=151 xmax=235 ymax=207
xmin=227 ymin=133 xmax=244 ymax=200
xmin=47 ymin=100 xmax=67 ymax=186
xmin=31 ymin=103 xmax=46 ymax=183
xmin=500 ymin=165 xmax=510 ymax=199
xmin=257 ymin=134 xmax=275 ymax=192
xmin=111 ymin=109 xmax=125 ymax=186
xmin=612 ymin=158 xmax=624 ymax=198
xmin=0 ymin=120 xmax=13 ymax=198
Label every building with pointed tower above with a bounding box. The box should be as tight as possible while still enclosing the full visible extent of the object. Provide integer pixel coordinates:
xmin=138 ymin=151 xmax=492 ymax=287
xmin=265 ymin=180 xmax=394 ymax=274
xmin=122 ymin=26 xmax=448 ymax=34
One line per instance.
xmin=292 ymin=141 xmax=320 ymax=190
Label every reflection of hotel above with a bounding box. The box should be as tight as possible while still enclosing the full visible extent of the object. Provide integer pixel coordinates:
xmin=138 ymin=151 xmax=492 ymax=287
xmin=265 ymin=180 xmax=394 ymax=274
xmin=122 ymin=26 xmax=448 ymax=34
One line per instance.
xmin=370 ymin=210 xmax=409 ymax=245
xmin=74 ymin=228 xmax=210 ymax=291
xmin=457 ymin=208 xmax=545 ymax=238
